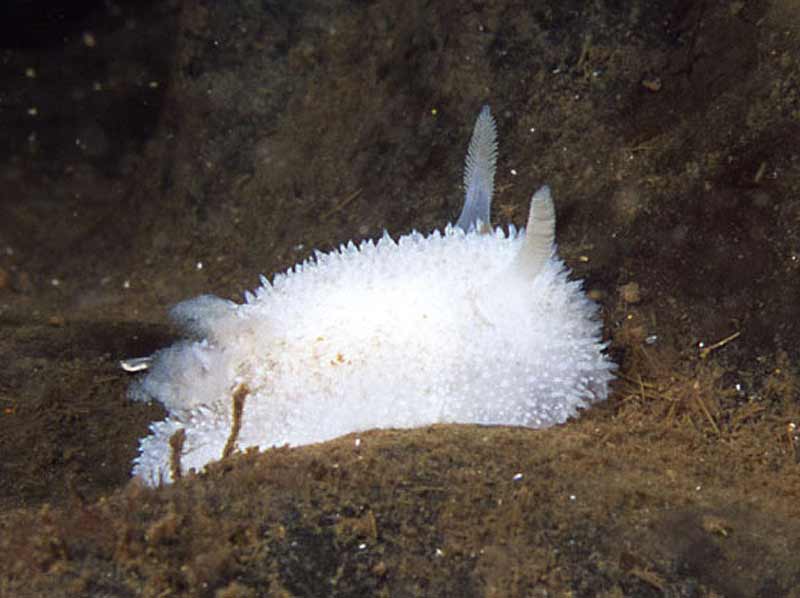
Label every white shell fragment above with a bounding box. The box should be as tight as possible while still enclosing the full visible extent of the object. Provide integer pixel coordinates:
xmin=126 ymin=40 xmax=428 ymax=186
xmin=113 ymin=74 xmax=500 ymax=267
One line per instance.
xmin=120 ymin=356 xmax=153 ymax=373
xmin=129 ymin=106 xmax=616 ymax=485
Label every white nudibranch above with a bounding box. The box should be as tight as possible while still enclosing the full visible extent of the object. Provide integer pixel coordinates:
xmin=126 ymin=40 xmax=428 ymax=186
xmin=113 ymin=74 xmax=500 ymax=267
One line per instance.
xmin=128 ymin=106 xmax=616 ymax=486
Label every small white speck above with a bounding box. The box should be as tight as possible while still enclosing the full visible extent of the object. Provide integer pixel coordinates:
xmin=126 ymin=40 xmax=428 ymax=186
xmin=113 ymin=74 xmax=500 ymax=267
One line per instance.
xmin=791 ymin=255 xmax=798 ymax=262
xmin=358 ymin=543 xmax=367 ymax=550
xmin=512 ymin=473 xmax=523 ymax=481
xmin=569 ymin=494 xmax=576 ymax=501
xmin=354 ymin=437 xmax=361 ymax=447
xmin=510 ymin=168 xmax=518 ymax=176
xmin=529 ymin=127 xmax=536 ymax=133
xmin=123 ymin=279 xmax=131 ymax=289
xmin=294 ymin=243 xmax=304 ymax=251
xmin=196 ymin=261 xmax=204 ymax=270
xmin=695 ymin=485 xmax=702 ymax=492
xmin=27 ymin=107 xmax=38 ymax=116
xmin=698 ymin=341 xmax=705 ymax=348
xmin=50 ymin=278 xmax=60 ymax=287
xmin=645 ymin=335 xmax=658 ymax=345
xmin=435 ymin=548 xmax=445 ymax=557
xmin=735 ymin=383 xmax=742 ymax=392
xmin=148 ymin=81 xmax=159 ymax=89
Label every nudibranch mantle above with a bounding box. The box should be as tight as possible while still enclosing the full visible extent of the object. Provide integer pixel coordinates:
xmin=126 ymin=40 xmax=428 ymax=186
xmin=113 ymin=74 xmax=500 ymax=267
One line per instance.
xmin=128 ymin=106 xmax=615 ymax=486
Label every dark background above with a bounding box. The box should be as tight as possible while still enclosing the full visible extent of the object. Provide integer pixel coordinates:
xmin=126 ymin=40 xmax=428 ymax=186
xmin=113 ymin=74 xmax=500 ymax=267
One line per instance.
xmin=1 ymin=1 xmax=799 ymax=596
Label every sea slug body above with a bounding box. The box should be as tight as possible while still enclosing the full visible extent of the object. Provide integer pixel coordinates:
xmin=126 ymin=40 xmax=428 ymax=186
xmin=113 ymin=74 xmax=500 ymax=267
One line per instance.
xmin=128 ymin=106 xmax=616 ymax=486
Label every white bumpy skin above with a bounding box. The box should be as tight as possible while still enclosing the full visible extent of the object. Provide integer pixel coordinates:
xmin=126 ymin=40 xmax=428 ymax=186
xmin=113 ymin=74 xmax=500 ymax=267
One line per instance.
xmin=129 ymin=106 xmax=615 ymax=486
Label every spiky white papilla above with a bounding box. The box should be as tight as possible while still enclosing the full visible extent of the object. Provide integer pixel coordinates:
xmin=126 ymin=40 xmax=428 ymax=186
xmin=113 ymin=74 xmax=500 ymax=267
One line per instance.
xmin=129 ymin=106 xmax=615 ymax=485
